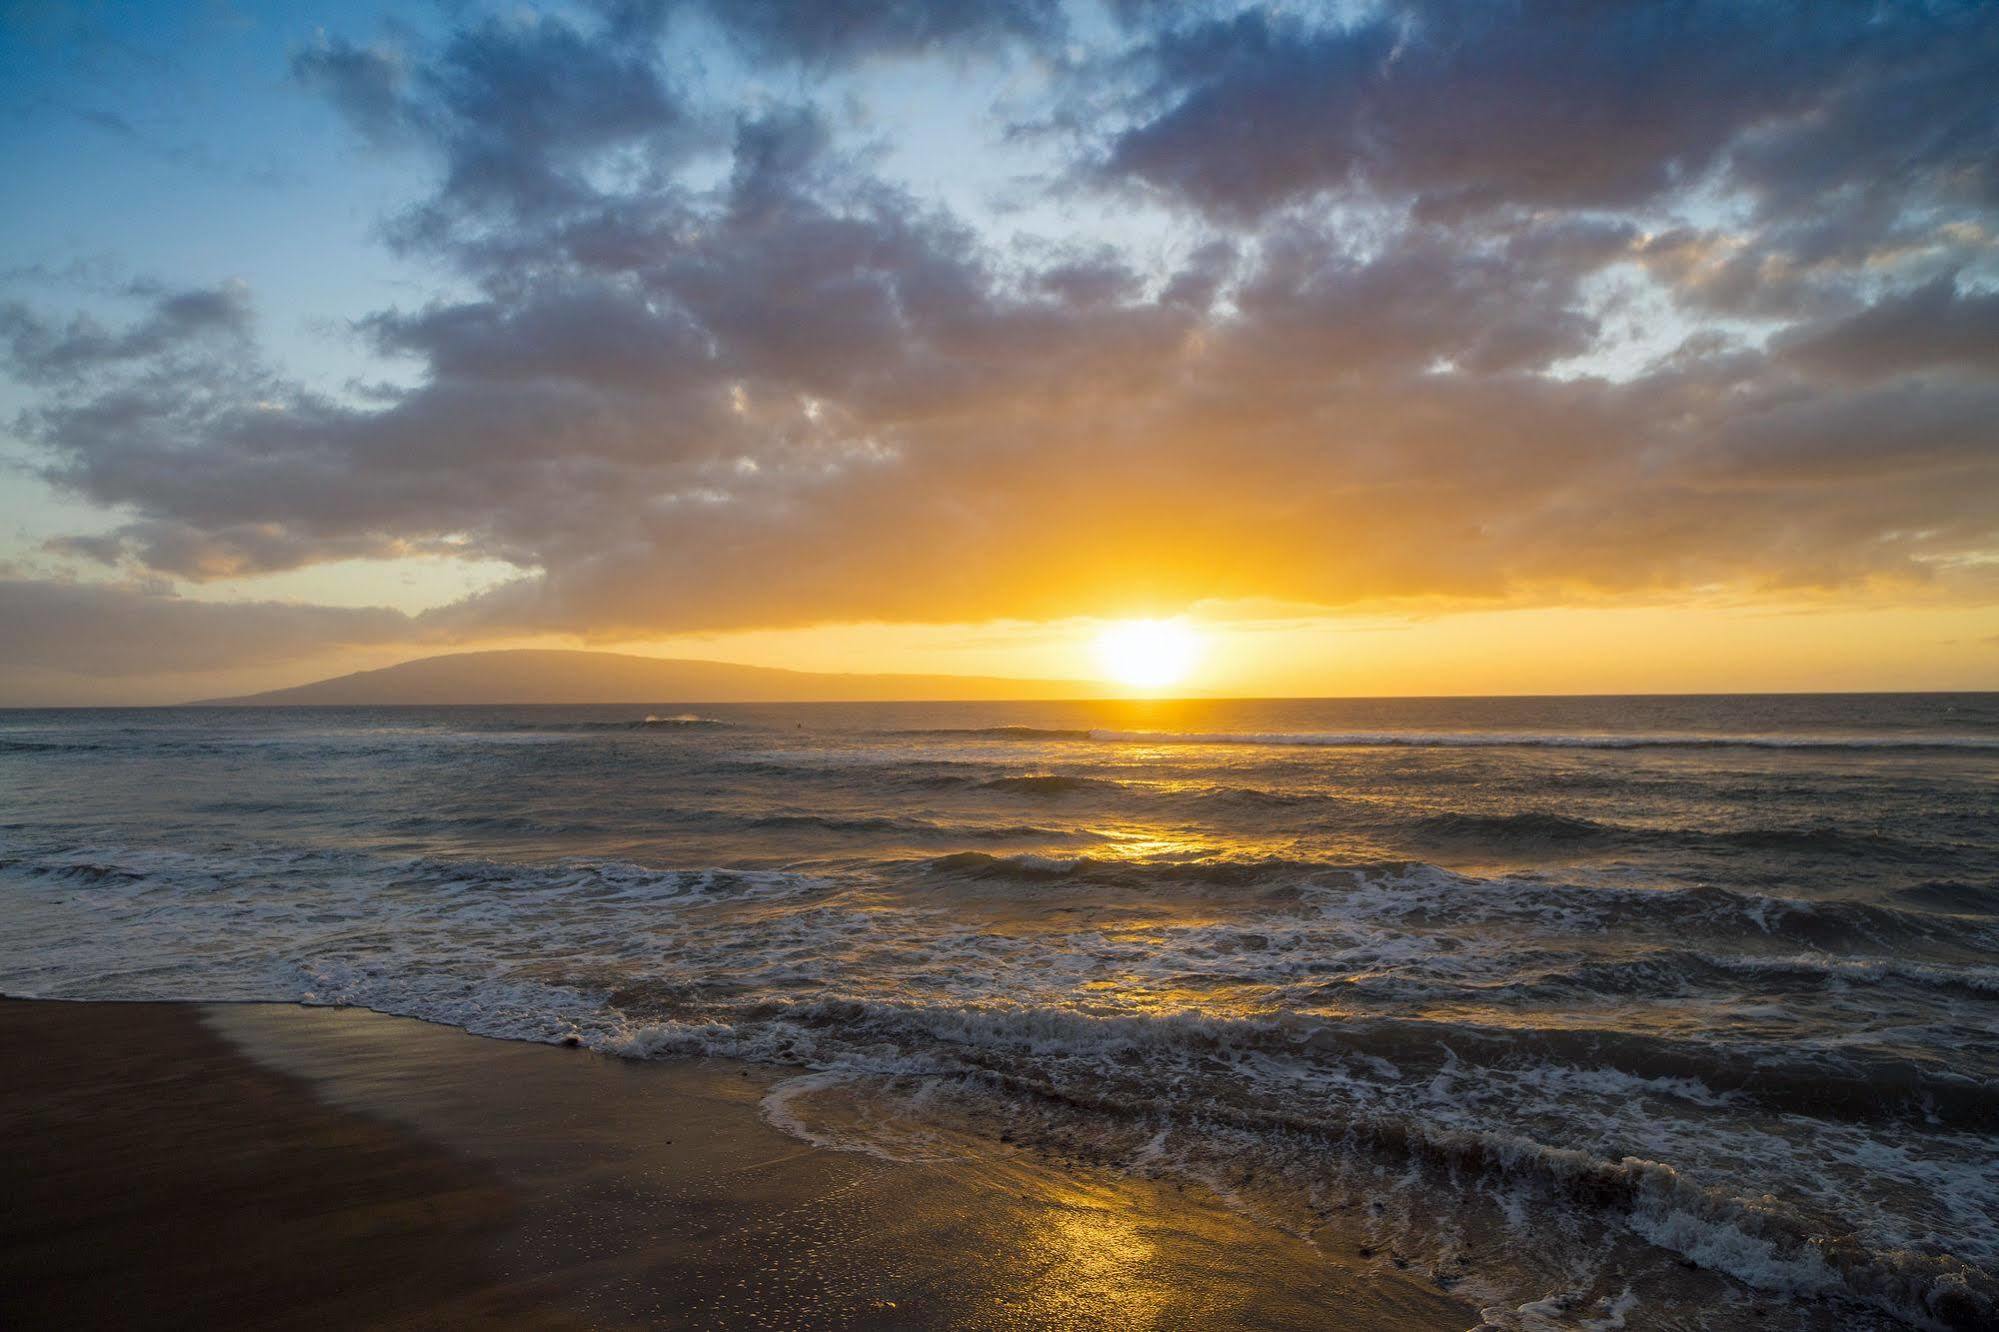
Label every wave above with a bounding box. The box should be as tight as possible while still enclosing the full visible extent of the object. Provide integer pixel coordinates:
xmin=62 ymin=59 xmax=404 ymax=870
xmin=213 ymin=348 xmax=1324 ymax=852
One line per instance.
xmin=1458 ymin=948 xmax=1999 ymax=1006
xmin=1324 ymin=946 xmax=1999 ymax=1014
xmin=1709 ymin=824 xmax=1968 ymax=863
xmin=0 ymin=842 xmax=821 ymax=907
xmin=637 ymin=713 xmax=733 ymax=729
xmin=464 ymin=714 xmax=743 ymax=733
xmin=1370 ymin=867 xmax=1999 ymax=956
xmin=612 ymin=997 xmax=1997 ymax=1329
xmin=1890 ymin=881 xmax=1999 ymax=916
xmin=742 ymin=811 xmax=1077 ymax=840
xmin=892 ymin=726 xmax=1095 ymax=740
xmin=918 ymin=850 xmax=1399 ymax=892
xmin=1406 ymin=810 xmax=1957 ymax=863
xmin=916 ymin=853 xmax=1999 ymax=964
xmin=1298 ymin=1014 xmax=1999 ymax=1130
xmin=1697 ymin=951 xmax=1999 ymax=1000
xmin=828 ymin=782 xmax=1978 ymax=873
xmin=1192 ymin=783 xmax=1325 ymax=810
xmin=1088 ymin=728 xmax=1999 ymax=752
xmin=1408 ymin=810 xmax=1620 ymax=846
xmin=0 ymin=737 xmax=104 ymax=754
xmin=977 ymin=774 xmax=1123 ymax=797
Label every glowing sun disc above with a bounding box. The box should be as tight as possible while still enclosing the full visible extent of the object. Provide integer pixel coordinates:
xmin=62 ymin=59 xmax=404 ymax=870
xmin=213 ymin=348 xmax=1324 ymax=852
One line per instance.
xmin=1093 ymin=619 xmax=1200 ymax=690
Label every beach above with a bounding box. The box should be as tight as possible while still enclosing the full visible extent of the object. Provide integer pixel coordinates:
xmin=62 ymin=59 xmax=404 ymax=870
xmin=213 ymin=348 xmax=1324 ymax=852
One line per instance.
xmin=0 ymin=997 xmax=1478 ymax=1330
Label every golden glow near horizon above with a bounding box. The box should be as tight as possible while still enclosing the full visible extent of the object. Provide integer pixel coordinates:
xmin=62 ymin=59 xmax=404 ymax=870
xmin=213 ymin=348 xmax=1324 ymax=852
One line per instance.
xmin=1092 ymin=619 xmax=1201 ymax=690
xmin=22 ymin=600 xmax=1997 ymax=707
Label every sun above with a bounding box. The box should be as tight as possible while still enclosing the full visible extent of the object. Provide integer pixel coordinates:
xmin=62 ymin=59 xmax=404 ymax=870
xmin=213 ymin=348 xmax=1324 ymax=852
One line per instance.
xmin=1092 ymin=619 xmax=1201 ymax=691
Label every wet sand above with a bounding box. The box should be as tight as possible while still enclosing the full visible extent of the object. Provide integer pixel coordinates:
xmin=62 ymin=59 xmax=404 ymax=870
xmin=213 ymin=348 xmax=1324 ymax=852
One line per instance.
xmin=2 ymin=998 xmax=1478 ymax=1329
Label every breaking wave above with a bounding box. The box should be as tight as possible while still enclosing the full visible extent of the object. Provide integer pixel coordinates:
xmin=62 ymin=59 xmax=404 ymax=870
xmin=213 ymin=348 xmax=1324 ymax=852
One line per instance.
xmin=636 ymin=713 xmax=734 ymax=729
xmin=977 ymin=773 xmax=1124 ymax=796
xmin=892 ymin=726 xmax=1095 ymax=740
xmin=915 ymin=851 xmax=1998 ymax=949
xmin=1405 ymin=810 xmax=1956 ymax=863
xmin=611 ymin=997 xmax=1997 ymax=1330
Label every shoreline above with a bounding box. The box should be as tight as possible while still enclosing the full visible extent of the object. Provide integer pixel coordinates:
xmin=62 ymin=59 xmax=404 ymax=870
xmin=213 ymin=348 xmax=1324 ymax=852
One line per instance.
xmin=3 ymin=997 xmax=1478 ymax=1330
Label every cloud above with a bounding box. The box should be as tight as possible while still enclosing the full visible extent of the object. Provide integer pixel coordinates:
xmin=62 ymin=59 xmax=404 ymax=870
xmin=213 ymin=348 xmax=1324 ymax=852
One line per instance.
xmin=290 ymin=35 xmax=410 ymax=149
xmin=0 ymin=281 xmax=251 ymax=381
xmin=44 ymin=520 xmax=427 ymax=581
xmin=691 ymin=0 xmax=1065 ymax=65
xmin=293 ymin=10 xmax=699 ymax=235
xmin=2 ymin=0 xmax=1996 ymax=688
xmin=6 ymin=96 xmax=294 ymax=188
xmin=1081 ymin=1 xmax=1998 ymax=343
xmin=0 ymin=580 xmax=415 ymax=677
xmin=1093 ymin=4 xmax=1784 ymax=221
xmin=1090 ymin=2 xmax=1998 ymax=228
xmin=1781 ymin=276 xmax=1999 ymax=380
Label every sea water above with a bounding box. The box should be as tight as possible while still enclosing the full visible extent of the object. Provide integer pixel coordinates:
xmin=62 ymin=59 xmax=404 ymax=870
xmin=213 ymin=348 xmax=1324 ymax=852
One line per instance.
xmin=3 ymin=695 xmax=1995 ymax=1328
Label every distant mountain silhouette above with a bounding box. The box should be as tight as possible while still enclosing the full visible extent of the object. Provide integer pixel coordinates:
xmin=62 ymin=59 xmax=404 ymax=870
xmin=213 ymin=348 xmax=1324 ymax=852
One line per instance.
xmin=195 ymin=649 xmax=1103 ymax=705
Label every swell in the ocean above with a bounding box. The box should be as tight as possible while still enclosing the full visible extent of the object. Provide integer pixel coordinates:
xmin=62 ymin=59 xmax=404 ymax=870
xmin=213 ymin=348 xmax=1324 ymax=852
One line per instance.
xmin=1055 ymin=728 xmax=1999 ymax=752
xmin=881 ymin=722 xmax=1999 ymax=752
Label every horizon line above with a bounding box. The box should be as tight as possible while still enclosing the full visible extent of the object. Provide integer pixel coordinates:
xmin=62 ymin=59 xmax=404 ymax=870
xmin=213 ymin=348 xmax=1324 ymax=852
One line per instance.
xmin=4 ymin=686 xmax=1995 ymax=712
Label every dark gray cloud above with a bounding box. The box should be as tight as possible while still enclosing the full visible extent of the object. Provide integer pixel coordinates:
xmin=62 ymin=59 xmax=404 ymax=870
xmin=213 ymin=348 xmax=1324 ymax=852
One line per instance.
xmin=290 ymin=36 xmax=409 ymax=149
xmin=294 ymin=10 xmax=698 ymax=235
xmin=3 ymin=0 xmax=1997 ymax=684
xmin=0 ymin=579 xmax=415 ymax=676
xmin=45 ymin=520 xmax=425 ymax=582
xmin=0 ymin=282 xmax=250 ymax=381
xmin=692 ymin=0 xmax=1064 ymax=65
xmin=1781 ymin=276 xmax=1999 ymax=380
xmin=1093 ymin=2 xmax=1997 ymax=225
xmin=1220 ymin=218 xmax=1611 ymax=377
xmin=1095 ymin=3 xmax=1791 ymax=220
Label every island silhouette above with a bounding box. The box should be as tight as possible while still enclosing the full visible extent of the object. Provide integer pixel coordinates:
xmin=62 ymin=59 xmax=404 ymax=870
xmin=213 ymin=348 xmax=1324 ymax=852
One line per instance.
xmin=195 ymin=648 xmax=1103 ymax=706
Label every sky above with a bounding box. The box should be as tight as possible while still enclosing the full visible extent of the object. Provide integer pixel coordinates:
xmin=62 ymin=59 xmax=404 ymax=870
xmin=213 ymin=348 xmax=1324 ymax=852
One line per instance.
xmin=2 ymin=0 xmax=1997 ymax=703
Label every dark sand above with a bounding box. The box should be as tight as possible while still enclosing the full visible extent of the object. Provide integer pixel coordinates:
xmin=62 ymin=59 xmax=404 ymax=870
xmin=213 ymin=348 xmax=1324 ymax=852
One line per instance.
xmin=2 ymin=999 xmax=1478 ymax=1329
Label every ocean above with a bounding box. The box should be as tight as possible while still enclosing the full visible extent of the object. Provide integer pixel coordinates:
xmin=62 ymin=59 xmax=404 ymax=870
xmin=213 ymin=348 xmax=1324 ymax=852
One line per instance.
xmin=3 ymin=694 xmax=1996 ymax=1329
